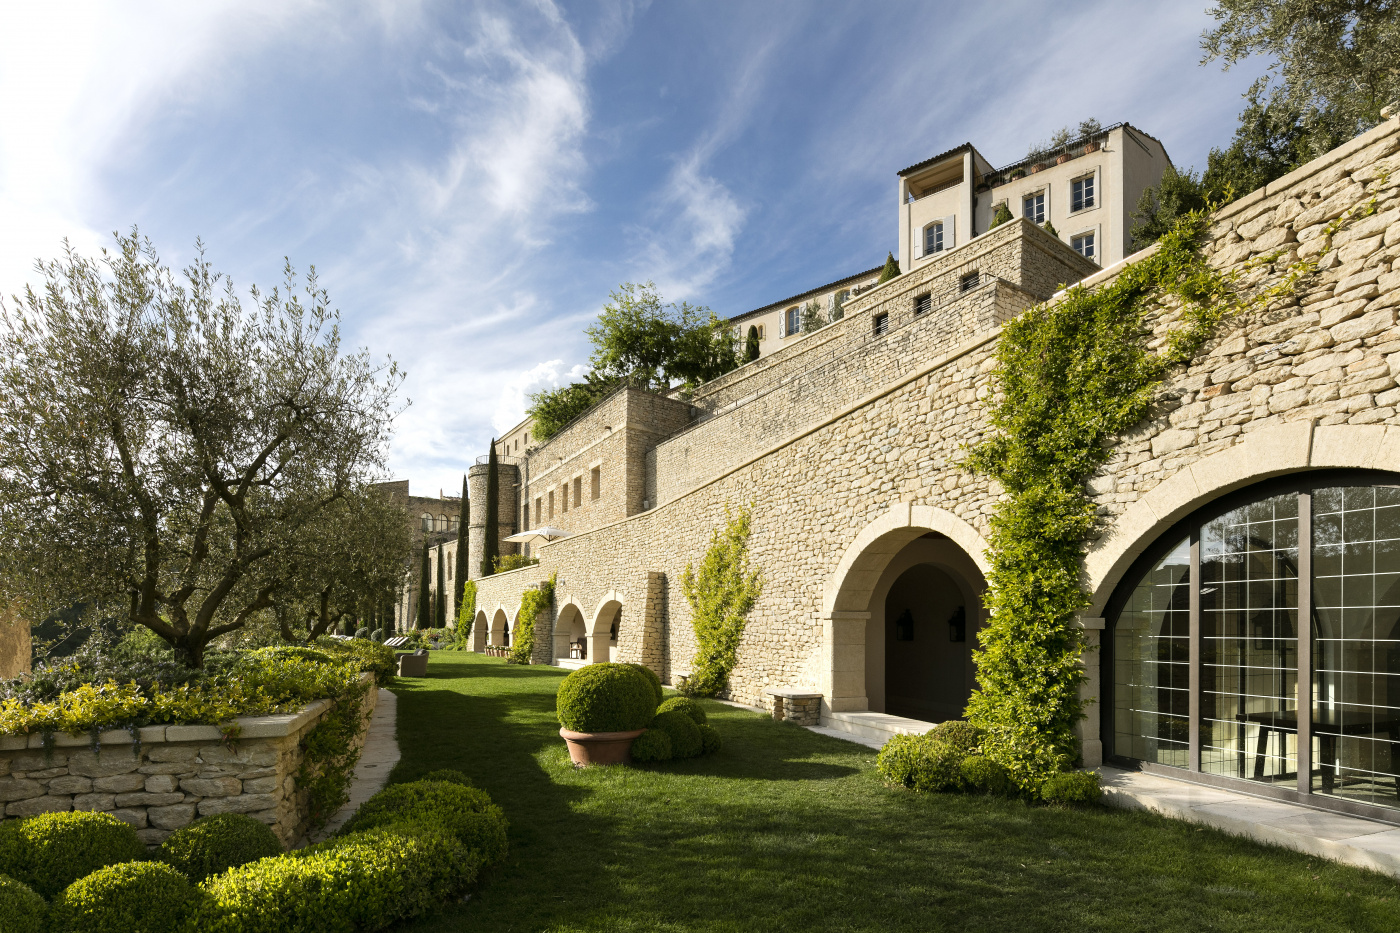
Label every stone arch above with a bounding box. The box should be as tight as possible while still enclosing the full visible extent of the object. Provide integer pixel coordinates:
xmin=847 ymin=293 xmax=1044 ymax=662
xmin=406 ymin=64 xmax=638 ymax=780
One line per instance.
xmin=553 ymin=597 xmax=588 ymax=662
xmin=490 ymin=607 xmax=511 ymax=647
xmin=589 ymin=592 xmax=624 ymax=663
xmin=821 ymin=502 xmax=991 ymax=720
xmin=472 ymin=609 xmax=488 ymax=652
xmin=1086 ymin=422 xmax=1400 ymax=614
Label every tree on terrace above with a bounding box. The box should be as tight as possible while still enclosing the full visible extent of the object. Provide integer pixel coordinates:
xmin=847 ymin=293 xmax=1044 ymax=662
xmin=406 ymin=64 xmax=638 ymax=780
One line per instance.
xmin=416 ymin=543 xmax=431 ymax=629
xmin=0 ymin=231 xmax=402 ymax=667
xmin=453 ymin=475 xmax=469 ymax=611
xmin=481 ymin=444 xmax=500 ymax=577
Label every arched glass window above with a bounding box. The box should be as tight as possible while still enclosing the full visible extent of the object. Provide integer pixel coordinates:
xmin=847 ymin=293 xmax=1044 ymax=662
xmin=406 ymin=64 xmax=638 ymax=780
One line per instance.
xmin=448 ymin=516 xmax=458 ymax=531
xmin=1107 ymin=471 xmax=1400 ymax=817
xmin=420 ymin=513 xmax=432 ymax=532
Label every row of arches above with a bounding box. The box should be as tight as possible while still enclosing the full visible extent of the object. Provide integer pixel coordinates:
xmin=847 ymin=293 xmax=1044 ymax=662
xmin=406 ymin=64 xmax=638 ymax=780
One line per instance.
xmin=470 ymin=592 xmax=624 ymax=665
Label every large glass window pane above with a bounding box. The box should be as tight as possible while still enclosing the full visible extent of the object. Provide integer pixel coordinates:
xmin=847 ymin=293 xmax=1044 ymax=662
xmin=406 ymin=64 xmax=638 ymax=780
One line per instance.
xmin=1313 ymin=485 xmax=1400 ymax=808
xmin=1113 ymin=538 xmax=1190 ymax=767
xmin=1200 ymin=493 xmax=1299 ymax=784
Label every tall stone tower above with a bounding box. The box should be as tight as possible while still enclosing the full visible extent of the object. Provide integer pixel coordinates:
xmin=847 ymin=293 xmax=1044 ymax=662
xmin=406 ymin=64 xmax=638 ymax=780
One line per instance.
xmin=466 ymin=459 xmax=520 ymax=581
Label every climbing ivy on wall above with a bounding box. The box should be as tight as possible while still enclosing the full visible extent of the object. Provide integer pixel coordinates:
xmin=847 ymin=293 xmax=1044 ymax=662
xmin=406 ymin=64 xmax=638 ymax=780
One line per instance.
xmin=961 ymin=204 xmax=1347 ymax=792
xmin=681 ymin=505 xmax=763 ymax=698
xmin=508 ymin=573 xmax=555 ymax=665
xmin=456 ymin=579 xmax=477 ymax=645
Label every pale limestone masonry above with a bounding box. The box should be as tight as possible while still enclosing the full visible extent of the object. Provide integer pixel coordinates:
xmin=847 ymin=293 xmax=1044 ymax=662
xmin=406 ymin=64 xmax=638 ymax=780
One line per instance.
xmin=0 ymin=677 xmax=376 ymax=847
xmin=472 ymin=115 xmax=1400 ymax=773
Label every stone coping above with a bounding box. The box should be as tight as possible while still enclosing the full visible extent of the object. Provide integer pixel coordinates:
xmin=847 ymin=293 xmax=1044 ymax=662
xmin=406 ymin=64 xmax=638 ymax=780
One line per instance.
xmin=765 ymin=687 xmax=823 ymax=699
xmin=0 ymin=672 xmax=372 ymax=750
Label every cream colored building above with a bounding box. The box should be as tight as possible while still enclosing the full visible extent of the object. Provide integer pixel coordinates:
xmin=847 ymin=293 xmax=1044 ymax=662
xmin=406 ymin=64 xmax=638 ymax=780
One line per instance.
xmin=898 ymin=122 xmax=1170 ymax=273
xmin=728 ymin=267 xmax=883 ymax=360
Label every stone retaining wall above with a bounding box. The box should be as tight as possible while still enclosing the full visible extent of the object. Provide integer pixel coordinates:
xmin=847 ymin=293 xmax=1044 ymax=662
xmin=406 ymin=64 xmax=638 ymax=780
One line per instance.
xmin=0 ymin=674 xmax=377 ymax=847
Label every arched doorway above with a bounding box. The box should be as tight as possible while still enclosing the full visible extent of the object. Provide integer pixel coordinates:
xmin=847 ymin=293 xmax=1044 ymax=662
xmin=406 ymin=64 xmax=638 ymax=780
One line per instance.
xmin=472 ymin=610 xmax=488 ymax=652
xmin=1103 ymin=469 xmax=1400 ymax=822
xmin=554 ymin=603 xmax=587 ymax=662
xmin=824 ymin=503 xmax=991 ymax=726
xmin=883 ymin=563 xmax=972 ymax=722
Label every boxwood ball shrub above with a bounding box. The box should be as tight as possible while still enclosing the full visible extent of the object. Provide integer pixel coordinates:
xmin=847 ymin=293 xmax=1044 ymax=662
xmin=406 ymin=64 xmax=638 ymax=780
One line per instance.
xmin=49 ymin=861 xmax=206 ymax=933
xmin=556 ymin=663 xmax=658 ymax=733
xmin=198 ymin=826 xmax=473 ymax=933
xmin=651 ymin=709 xmax=703 ymax=759
xmin=338 ymin=780 xmax=509 ymax=866
xmin=926 ymin=720 xmax=982 ymax=754
xmin=415 ymin=768 xmax=474 ymax=787
xmin=0 ymin=811 xmax=145 ymax=898
xmin=629 ymin=727 xmax=673 ymax=763
xmin=0 ymin=873 xmax=46 ymax=933
xmin=656 ymin=696 xmax=706 ymax=725
xmin=1040 ymin=770 xmax=1102 ymax=806
xmin=628 ymin=663 xmax=664 ymax=706
xmin=156 ymin=814 xmax=283 ymax=883
xmin=697 ymin=723 xmax=722 ymax=755
xmin=960 ymin=755 xmax=1015 ymax=797
xmin=876 ymin=734 xmax=966 ymax=793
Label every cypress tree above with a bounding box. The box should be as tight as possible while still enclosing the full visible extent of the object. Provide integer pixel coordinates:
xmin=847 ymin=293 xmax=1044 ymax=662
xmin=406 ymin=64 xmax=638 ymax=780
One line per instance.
xmin=481 ymin=441 xmax=500 ymax=576
xmin=416 ymin=544 xmax=431 ymax=629
xmin=744 ymin=325 xmax=760 ymax=362
xmin=454 ymin=475 xmax=469 ymax=607
xmin=876 ymin=251 xmax=901 ymax=284
xmin=435 ymin=544 xmax=447 ymax=627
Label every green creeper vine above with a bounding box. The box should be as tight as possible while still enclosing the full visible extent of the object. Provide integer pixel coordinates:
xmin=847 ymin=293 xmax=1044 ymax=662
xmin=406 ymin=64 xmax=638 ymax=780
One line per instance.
xmin=297 ymin=672 xmax=373 ymax=830
xmin=455 ymin=580 xmax=477 ymax=649
xmin=681 ymin=505 xmax=763 ymax=698
xmin=508 ymin=573 xmax=555 ymax=665
xmin=961 ymin=201 xmax=1362 ymax=792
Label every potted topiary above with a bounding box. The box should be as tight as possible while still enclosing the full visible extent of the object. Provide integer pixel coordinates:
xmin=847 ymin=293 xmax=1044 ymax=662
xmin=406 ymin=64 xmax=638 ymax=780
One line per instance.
xmin=556 ymin=663 xmax=659 ymax=765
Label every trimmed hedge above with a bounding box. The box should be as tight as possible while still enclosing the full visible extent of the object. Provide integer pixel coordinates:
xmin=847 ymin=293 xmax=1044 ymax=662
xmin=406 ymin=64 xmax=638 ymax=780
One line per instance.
xmin=0 ymin=811 xmax=144 ymax=898
xmin=630 ymin=728 xmax=672 ymax=763
xmin=656 ymin=696 xmax=706 ymax=725
xmin=960 ymin=755 xmax=1015 ymax=796
xmin=197 ymin=826 xmax=471 ymax=932
xmin=876 ymin=734 xmax=966 ymax=793
xmin=927 ymin=720 xmax=982 ymax=754
xmin=556 ymin=663 xmax=657 ymax=733
xmin=1041 ymin=770 xmax=1102 ymax=806
xmin=415 ymin=768 xmax=474 ymax=787
xmin=50 ymin=861 xmax=206 ymax=933
xmin=157 ymin=814 xmax=283 ymax=883
xmin=697 ymin=723 xmax=722 ymax=755
xmin=0 ymin=873 xmax=45 ymax=933
xmin=628 ymin=664 xmax=663 ymax=706
xmin=651 ymin=710 xmax=703 ymax=759
xmin=338 ymin=780 xmax=508 ymax=866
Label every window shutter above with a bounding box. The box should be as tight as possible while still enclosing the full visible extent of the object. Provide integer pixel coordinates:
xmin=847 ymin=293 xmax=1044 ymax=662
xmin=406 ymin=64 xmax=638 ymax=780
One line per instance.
xmin=913 ymin=228 xmax=923 ymax=260
xmin=944 ymin=215 xmax=956 ymax=249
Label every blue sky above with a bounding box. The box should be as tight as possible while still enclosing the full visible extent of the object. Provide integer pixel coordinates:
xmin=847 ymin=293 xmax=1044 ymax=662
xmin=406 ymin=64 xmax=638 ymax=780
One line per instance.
xmin=0 ymin=1 xmax=1269 ymax=497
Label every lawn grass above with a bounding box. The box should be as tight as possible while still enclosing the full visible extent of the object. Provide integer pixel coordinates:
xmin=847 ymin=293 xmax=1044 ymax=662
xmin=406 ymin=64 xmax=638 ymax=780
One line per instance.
xmin=389 ymin=653 xmax=1400 ymax=932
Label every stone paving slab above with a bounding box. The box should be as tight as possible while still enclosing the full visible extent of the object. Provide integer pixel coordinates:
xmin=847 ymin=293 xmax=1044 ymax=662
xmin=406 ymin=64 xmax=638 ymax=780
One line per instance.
xmin=1100 ymin=766 xmax=1400 ymax=879
xmin=312 ymin=688 xmax=400 ymax=841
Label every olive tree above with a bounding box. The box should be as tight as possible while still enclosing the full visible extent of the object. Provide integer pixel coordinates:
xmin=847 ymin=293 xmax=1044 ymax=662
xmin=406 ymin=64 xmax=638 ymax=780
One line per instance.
xmin=0 ymin=231 xmax=403 ymax=667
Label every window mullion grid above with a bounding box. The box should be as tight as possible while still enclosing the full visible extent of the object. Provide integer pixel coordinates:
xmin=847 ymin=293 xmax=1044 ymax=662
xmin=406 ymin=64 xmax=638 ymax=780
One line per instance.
xmin=1189 ymin=532 xmax=1201 ymax=772
xmin=1297 ymin=491 xmax=1313 ymax=795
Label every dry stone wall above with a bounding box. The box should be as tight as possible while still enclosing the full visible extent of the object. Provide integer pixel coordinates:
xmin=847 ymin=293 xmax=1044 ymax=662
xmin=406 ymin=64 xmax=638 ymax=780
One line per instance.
xmin=0 ymin=677 xmax=376 ymax=848
xmin=475 ymin=117 xmax=1400 ymax=736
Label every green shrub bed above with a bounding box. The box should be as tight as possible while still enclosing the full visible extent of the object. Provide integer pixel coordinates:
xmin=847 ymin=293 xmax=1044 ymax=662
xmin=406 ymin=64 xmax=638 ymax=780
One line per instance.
xmin=0 ymin=767 xmax=506 ymax=933
xmin=555 ymin=664 xmax=727 ymax=766
xmin=876 ymin=721 xmax=1099 ymax=803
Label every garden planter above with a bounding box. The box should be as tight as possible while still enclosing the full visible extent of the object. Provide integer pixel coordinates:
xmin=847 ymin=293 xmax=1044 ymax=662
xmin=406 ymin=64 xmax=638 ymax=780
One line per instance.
xmin=1084 ymin=141 xmax=1100 ymax=154
xmin=560 ymin=727 xmax=645 ymax=766
xmin=1055 ymin=153 xmax=1071 ymax=165
xmin=1031 ymin=162 xmax=1046 ymax=173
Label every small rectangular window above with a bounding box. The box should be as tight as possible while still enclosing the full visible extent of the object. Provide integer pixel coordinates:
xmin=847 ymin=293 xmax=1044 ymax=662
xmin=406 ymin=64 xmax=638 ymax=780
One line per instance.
xmin=1023 ymin=192 xmax=1045 ymax=224
xmin=522 ymin=505 xmax=529 ymax=535
xmin=548 ymin=491 xmax=555 ymax=519
xmin=573 ymin=476 xmax=582 ymax=507
xmin=915 ymin=294 xmax=931 ymax=315
xmin=591 ymin=466 xmax=601 ymax=500
xmin=960 ymin=272 xmax=979 ymax=293
xmin=873 ymin=312 xmax=889 ymax=336
xmin=1071 ymin=175 xmax=1095 ymax=212
xmin=1072 ymin=232 xmax=1096 ymax=260
xmin=560 ymin=484 xmax=569 ymax=513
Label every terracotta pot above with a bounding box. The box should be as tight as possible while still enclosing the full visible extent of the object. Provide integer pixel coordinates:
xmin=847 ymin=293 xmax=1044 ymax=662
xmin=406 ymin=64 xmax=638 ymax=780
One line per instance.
xmin=1084 ymin=141 xmax=1100 ymax=154
xmin=1055 ymin=153 xmax=1071 ymax=165
xmin=560 ymin=727 xmax=645 ymax=766
xmin=1031 ymin=162 xmax=1045 ymax=173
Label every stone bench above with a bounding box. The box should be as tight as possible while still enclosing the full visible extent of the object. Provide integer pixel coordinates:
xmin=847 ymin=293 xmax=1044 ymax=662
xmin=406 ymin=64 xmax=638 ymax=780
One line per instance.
xmin=0 ymin=672 xmax=376 ymax=848
xmin=765 ymin=688 xmax=823 ymax=726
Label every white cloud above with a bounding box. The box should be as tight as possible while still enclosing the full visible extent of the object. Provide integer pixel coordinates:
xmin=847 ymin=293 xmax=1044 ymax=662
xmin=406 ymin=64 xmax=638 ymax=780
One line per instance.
xmin=493 ymin=359 xmax=589 ymax=435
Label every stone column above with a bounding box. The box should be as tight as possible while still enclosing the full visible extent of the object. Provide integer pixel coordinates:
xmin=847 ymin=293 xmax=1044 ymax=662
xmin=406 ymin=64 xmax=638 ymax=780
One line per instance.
xmin=1077 ymin=616 xmax=1105 ymax=768
xmin=822 ymin=610 xmax=870 ymax=714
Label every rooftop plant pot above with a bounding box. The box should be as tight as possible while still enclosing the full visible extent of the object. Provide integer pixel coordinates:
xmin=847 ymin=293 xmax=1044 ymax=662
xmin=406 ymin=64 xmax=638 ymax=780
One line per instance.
xmin=1084 ymin=141 xmax=1100 ymax=154
xmin=1055 ymin=153 xmax=1071 ymax=164
xmin=1031 ymin=162 xmax=1046 ymax=173
xmin=560 ymin=727 xmax=645 ymax=766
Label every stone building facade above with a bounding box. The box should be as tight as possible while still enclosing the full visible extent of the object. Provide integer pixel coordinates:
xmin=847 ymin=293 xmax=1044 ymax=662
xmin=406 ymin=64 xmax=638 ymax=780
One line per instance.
xmin=463 ymin=115 xmax=1400 ymax=824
